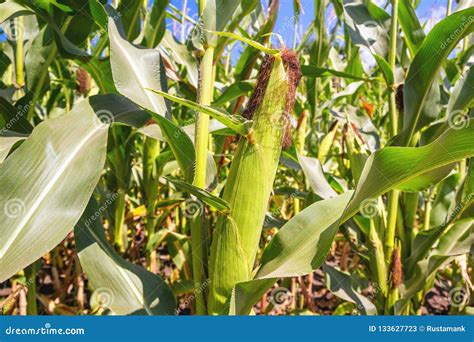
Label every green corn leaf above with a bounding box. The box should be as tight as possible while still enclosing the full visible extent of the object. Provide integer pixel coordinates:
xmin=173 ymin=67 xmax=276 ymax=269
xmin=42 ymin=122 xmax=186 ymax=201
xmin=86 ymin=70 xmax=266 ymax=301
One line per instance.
xmin=0 ymin=97 xmax=34 ymax=134
xmin=256 ymin=191 xmax=354 ymax=279
xmin=108 ymin=8 xmax=170 ymax=116
xmin=161 ymin=31 xmax=199 ymax=87
xmin=0 ymin=100 xmax=109 ymax=282
xmin=88 ymin=0 xmax=108 ymax=31
xmin=116 ymin=0 xmax=142 ymax=41
xmin=323 ymin=264 xmax=377 ymax=315
xmin=395 ymin=164 xmax=455 ymax=192
xmin=398 ymin=0 xmax=425 ymax=55
xmin=143 ymin=0 xmax=170 ymax=48
xmin=0 ymin=135 xmax=25 ymax=163
xmin=430 ymin=174 xmax=460 ymax=228
xmin=165 ymin=177 xmax=230 ymax=213
xmin=302 ymin=64 xmax=372 ymax=81
xmin=212 ymin=80 xmax=255 ymax=107
xmin=373 ymin=54 xmax=394 ymax=86
xmin=297 ymin=154 xmax=337 ymax=199
xmin=345 ymin=124 xmax=474 ymax=216
xmin=89 ymin=94 xmax=150 ymax=127
xmin=343 ymin=0 xmax=390 ymax=58
xmin=193 ymin=0 xmax=242 ymax=49
xmin=206 ymin=30 xmax=280 ymax=55
xmin=396 ymin=219 xmax=474 ymax=313
xmin=75 ymin=198 xmax=176 ymax=315
xmin=146 ymin=89 xmax=253 ymax=136
xmin=400 ymin=8 xmax=474 ymax=145
xmin=230 ymin=191 xmax=353 ymax=315
xmin=447 ymin=66 xmax=474 ymax=117
xmin=24 ymin=26 xmax=56 ymax=97
xmin=143 ymin=113 xmax=196 ymax=183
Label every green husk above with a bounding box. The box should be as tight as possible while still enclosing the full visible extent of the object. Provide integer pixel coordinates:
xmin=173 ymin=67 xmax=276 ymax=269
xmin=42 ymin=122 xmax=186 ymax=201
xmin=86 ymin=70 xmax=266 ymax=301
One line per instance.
xmin=207 ymin=50 xmax=301 ymax=314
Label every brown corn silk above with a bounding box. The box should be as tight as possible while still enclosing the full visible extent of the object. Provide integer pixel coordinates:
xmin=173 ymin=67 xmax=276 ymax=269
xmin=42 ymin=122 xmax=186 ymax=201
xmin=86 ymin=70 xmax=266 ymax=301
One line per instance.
xmin=390 ymin=248 xmax=403 ymax=287
xmin=207 ymin=49 xmax=301 ymax=314
xmin=76 ymin=68 xmax=92 ymax=95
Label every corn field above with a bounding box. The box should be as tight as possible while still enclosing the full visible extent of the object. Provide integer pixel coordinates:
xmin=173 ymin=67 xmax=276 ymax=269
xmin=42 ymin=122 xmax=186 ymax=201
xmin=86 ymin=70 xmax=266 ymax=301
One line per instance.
xmin=0 ymin=0 xmax=473 ymax=317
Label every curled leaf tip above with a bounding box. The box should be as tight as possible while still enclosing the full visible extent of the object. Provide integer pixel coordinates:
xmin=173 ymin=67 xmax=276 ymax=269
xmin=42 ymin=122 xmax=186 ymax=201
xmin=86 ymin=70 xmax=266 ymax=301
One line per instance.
xmin=206 ymin=30 xmax=280 ymax=56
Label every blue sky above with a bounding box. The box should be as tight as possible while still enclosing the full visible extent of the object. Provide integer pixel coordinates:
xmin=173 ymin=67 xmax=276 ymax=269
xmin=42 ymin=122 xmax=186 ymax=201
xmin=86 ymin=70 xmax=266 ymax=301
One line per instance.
xmin=0 ymin=1 xmax=450 ymax=46
xmin=169 ymin=0 xmax=450 ymax=47
xmin=0 ymin=0 xmax=451 ymax=56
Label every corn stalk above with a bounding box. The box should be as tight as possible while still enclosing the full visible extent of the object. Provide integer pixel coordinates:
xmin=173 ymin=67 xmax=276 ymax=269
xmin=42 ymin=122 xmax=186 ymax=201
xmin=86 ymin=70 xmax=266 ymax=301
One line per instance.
xmin=190 ymin=0 xmax=215 ymax=315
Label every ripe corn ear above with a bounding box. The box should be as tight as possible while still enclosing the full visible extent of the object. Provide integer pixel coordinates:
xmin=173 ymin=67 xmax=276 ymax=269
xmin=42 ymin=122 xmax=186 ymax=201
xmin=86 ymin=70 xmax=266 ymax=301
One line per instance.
xmin=208 ymin=50 xmax=301 ymax=314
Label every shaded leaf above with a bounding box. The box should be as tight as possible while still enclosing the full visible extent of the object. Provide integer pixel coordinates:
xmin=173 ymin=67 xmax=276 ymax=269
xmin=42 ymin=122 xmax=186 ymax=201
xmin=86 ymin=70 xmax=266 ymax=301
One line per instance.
xmin=323 ymin=264 xmax=377 ymax=315
xmin=297 ymin=154 xmax=337 ymax=199
xmin=108 ymin=8 xmax=169 ymax=116
xmin=0 ymin=100 xmax=109 ymax=282
xmin=75 ymin=198 xmax=176 ymax=315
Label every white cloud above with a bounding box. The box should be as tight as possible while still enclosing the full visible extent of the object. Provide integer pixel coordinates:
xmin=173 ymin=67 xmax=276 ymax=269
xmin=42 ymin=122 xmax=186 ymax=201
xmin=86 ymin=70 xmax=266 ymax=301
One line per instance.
xmin=421 ymin=6 xmax=447 ymax=33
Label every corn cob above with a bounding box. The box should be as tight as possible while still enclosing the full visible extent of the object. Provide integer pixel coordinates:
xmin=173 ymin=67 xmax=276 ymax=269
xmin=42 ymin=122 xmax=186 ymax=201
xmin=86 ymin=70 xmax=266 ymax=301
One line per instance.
xmin=207 ymin=49 xmax=301 ymax=314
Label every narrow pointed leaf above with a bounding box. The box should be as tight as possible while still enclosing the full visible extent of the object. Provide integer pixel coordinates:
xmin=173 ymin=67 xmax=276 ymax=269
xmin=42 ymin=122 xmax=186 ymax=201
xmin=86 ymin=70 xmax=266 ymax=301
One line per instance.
xmin=206 ymin=30 xmax=280 ymax=55
xmin=212 ymin=81 xmax=254 ymax=107
xmin=75 ymin=198 xmax=176 ymax=315
xmin=323 ymin=264 xmax=377 ymax=315
xmin=302 ymin=65 xmax=372 ymax=81
xmin=398 ymin=0 xmax=425 ymax=55
xmin=256 ymin=191 xmax=354 ymax=279
xmin=165 ymin=177 xmax=230 ymax=213
xmin=143 ymin=112 xmax=196 ymax=183
xmin=143 ymin=0 xmax=170 ymax=48
xmin=297 ymin=154 xmax=337 ymax=199
xmin=344 ymin=124 xmax=474 ymax=218
xmin=0 ymin=135 xmax=25 ymax=163
xmin=400 ymin=8 xmax=474 ymax=145
xmin=397 ymin=220 xmax=474 ymax=312
xmin=161 ymin=31 xmax=199 ymax=87
xmin=447 ymin=66 xmax=474 ymax=116
xmin=146 ymin=89 xmax=253 ymax=136
xmin=108 ymin=9 xmax=169 ymax=116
